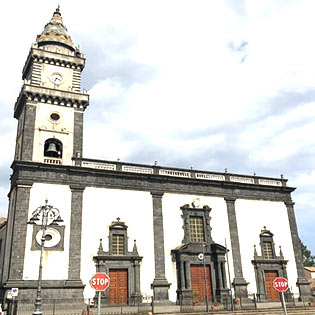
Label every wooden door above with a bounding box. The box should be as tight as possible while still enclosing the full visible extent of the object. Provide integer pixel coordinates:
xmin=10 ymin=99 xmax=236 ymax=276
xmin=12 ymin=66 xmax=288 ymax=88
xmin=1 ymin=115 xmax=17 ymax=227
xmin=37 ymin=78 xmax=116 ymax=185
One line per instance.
xmin=108 ymin=269 xmax=128 ymax=305
xmin=264 ymin=271 xmax=280 ymax=301
xmin=190 ymin=265 xmax=212 ymax=302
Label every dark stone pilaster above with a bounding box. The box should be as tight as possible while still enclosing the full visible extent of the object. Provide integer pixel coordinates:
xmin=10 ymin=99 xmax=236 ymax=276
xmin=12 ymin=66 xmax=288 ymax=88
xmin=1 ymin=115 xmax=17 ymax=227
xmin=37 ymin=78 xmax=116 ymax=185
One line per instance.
xmin=7 ymin=183 xmax=32 ymax=281
xmin=217 ymin=260 xmax=230 ymax=302
xmin=131 ymin=260 xmax=142 ymax=305
xmin=2 ymin=190 xmax=16 ymax=284
xmin=224 ymin=197 xmax=249 ymax=298
xmin=73 ymin=110 xmax=84 ymax=157
xmin=285 ymin=201 xmax=312 ymax=300
xmin=67 ymin=185 xmax=85 ymax=288
xmin=150 ymin=191 xmax=171 ymax=303
xmin=20 ymin=103 xmax=36 ymax=161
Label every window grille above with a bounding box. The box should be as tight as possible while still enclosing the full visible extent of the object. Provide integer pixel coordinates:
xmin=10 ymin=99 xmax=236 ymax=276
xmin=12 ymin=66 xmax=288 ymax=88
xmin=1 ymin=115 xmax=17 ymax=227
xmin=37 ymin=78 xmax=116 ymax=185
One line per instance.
xmin=112 ymin=234 xmax=124 ymax=255
xmin=263 ymin=241 xmax=273 ymax=259
xmin=189 ymin=216 xmax=204 ymax=242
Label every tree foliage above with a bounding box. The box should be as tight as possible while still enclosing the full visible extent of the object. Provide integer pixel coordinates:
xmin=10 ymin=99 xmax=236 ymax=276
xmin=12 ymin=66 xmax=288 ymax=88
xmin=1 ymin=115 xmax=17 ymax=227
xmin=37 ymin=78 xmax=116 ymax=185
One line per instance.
xmin=300 ymin=239 xmax=315 ymax=267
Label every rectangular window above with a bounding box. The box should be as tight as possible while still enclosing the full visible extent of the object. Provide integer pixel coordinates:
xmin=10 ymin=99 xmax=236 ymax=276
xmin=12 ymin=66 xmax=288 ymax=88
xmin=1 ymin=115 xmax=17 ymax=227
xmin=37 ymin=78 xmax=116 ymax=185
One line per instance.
xmin=112 ymin=234 xmax=124 ymax=255
xmin=263 ymin=242 xmax=273 ymax=259
xmin=189 ymin=216 xmax=204 ymax=242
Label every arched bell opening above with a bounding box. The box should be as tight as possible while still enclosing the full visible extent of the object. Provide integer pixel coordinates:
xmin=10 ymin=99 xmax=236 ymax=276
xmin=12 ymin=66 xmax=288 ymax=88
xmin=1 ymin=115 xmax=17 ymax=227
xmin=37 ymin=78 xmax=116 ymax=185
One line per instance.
xmin=44 ymin=138 xmax=63 ymax=158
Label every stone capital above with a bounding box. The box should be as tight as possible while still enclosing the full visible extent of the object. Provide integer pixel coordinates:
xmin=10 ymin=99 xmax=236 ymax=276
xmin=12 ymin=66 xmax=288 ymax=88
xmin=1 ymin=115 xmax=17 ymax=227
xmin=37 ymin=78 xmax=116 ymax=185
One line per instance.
xmin=70 ymin=185 xmax=85 ymax=192
xmin=224 ymin=196 xmax=236 ymax=203
xmin=284 ymin=201 xmax=295 ymax=207
xmin=150 ymin=190 xmax=164 ymax=198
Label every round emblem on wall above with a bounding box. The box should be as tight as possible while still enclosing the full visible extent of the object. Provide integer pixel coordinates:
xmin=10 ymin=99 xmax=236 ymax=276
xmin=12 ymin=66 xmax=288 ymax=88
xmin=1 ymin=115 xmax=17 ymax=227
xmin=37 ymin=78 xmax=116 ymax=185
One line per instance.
xmin=36 ymin=227 xmax=61 ymax=248
xmin=49 ymin=72 xmax=63 ymax=85
xmin=198 ymin=253 xmax=204 ymax=260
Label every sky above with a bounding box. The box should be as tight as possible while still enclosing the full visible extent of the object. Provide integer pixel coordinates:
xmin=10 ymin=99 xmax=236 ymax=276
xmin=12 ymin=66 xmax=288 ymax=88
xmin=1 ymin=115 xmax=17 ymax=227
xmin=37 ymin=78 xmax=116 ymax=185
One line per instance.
xmin=0 ymin=0 xmax=314 ymax=254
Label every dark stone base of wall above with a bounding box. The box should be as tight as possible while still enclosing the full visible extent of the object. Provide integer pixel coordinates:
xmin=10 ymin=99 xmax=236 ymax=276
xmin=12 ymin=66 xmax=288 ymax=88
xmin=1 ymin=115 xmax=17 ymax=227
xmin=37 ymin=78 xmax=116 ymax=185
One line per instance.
xmin=3 ymin=279 xmax=85 ymax=301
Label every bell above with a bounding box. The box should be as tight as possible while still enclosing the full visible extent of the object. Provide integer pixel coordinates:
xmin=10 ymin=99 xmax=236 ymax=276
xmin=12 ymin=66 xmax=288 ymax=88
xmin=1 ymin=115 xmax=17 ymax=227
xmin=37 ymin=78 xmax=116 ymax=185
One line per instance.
xmin=45 ymin=143 xmax=59 ymax=157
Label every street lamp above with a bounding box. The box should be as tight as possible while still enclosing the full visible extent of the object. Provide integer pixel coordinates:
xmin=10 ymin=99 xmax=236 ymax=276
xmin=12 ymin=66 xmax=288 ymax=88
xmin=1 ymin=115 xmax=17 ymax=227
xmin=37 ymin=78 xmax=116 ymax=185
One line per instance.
xmin=27 ymin=199 xmax=63 ymax=315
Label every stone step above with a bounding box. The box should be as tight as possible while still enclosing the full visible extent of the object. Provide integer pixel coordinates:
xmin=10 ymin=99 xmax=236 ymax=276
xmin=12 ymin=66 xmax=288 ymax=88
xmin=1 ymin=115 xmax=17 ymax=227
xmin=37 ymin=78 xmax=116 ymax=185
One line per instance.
xmin=198 ymin=307 xmax=315 ymax=315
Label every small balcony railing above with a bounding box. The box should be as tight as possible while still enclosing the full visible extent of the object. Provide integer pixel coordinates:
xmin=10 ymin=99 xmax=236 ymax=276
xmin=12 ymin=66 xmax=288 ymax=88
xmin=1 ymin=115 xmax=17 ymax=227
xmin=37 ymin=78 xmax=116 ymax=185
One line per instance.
xmin=44 ymin=157 xmax=62 ymax=165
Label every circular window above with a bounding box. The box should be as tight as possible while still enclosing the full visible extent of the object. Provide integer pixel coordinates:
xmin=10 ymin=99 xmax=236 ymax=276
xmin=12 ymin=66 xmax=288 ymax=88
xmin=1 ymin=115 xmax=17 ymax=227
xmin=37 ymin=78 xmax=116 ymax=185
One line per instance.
xmin=36 ymin=227 xmax=61 ymax=248
xmin=50 ymin=113 xmax=60 ymax=121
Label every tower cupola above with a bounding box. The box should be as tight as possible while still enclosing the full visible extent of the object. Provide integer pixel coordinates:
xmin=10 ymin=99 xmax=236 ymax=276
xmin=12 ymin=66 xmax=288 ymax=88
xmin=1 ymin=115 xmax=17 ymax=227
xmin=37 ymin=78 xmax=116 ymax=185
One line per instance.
xmin=36 ymin=6 xmax=75 ymax=52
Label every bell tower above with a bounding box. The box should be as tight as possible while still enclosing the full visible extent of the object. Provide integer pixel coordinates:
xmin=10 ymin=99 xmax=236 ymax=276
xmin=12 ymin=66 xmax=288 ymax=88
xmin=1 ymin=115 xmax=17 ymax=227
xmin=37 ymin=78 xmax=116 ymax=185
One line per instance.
xmin=14 ymin=6 xmax=89 ymax=166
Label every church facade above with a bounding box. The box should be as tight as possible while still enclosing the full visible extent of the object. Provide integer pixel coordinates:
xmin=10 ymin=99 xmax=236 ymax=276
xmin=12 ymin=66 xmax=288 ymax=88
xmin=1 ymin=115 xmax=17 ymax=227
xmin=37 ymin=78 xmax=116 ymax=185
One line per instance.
xmin=0 ymin=8 xmax=312 ymax=306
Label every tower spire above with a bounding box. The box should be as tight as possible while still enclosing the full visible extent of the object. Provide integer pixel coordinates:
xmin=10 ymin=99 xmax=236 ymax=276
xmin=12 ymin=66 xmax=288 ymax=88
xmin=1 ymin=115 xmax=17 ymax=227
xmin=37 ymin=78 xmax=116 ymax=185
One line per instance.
xmin=36 ymin=6 xmax=74 ymax=51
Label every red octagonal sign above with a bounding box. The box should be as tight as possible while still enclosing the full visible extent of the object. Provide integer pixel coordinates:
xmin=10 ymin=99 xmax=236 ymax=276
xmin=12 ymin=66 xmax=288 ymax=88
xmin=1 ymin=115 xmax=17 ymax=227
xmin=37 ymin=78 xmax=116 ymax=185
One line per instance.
xmin=273 ymin=277 xmax=289 ymax=292
xmin=90 ymin=273 xmax=110 ymax=291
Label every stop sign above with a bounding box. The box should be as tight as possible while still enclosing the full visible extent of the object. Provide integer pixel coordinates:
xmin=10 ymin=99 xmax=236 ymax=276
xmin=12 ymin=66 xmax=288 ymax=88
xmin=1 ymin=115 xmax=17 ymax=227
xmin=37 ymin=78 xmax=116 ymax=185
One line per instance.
xmin=273 ymin=277 xmax=289 ymax=292
xmin=90 ymin=273 xmax=110 ymax=291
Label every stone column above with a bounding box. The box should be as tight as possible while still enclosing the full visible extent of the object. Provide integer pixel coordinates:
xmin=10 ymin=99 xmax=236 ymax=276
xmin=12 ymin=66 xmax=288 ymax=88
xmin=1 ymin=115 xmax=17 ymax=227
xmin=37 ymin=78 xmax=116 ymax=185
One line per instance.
xmin=180 ymin=261 xmax=185 ymax=289
xmin=217 ymin=262 xmax=223 ymax=289
xmin=66 ymin=185 xmax=85 ymax=291
xmin=224 ymin=197 xmax=249 ymax=298
xmin=131 ymin=260 xmax=142 ymax=305
xmin=210 ymin=262 xmax=217 ymax=301
xmin=217 ymin=260 xmax=230 ymax=301
xmin=179 ymin=261 xmax=192 ymax=305
xmin=221 ymin=262 xmax=228 ymax=289
xmin=285 ymin=201 xmax=312 ymax=300
xmin=150 ymin=191 xmax=171 ymax=304
xmin=134 ymin=261 xmax=141 ymax=293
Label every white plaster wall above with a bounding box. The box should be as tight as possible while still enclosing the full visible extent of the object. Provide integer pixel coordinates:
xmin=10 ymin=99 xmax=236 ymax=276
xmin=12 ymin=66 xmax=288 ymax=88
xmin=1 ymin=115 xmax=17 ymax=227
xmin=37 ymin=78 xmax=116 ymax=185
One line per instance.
xmin=32 ymin=103 xmax=74 ymax=165
xmin=235 ymin=199 xmax=298 ymax=295
xmin=23 ymin=183 xmax=71 ymax=280
xmin=81 ymin=188 xmax=154 ymax=299
xmin=162 ymin=194 xmax=233 ymax=302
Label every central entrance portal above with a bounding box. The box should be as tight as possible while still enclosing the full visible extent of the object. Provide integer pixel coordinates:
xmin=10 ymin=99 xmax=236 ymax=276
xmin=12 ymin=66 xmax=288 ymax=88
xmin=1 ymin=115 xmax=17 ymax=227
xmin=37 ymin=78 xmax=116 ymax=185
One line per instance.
xmin=108 ymin=269 xmax=128 ymax=305
xmin=190 ymin=265 xmax=212 ymax=302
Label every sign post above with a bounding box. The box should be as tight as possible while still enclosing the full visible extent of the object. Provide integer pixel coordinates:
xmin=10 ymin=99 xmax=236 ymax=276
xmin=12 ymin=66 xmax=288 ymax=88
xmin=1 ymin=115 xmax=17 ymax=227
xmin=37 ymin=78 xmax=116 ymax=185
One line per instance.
xmin=90 ymin=273 xmax=110 ymax=315
xmin=273 ymin=277 xmax=289 ymax=315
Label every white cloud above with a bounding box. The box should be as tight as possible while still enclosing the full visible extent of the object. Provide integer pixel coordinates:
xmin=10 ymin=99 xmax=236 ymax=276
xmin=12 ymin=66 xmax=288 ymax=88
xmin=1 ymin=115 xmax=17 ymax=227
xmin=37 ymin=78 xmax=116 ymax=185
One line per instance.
xmin=237 ymin=102 xmax=315 ymax=164
xmin=1 ymin=0 xmax=315 ymax=253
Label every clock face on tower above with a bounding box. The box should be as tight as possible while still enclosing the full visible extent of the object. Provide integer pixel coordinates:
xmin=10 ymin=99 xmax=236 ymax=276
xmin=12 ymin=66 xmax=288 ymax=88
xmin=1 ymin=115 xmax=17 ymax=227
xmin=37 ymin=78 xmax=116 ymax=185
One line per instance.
xmin=50 ymin=72 xmax=63 ymax=85
xmin=42 ymin=64 xmax=75 ymax=91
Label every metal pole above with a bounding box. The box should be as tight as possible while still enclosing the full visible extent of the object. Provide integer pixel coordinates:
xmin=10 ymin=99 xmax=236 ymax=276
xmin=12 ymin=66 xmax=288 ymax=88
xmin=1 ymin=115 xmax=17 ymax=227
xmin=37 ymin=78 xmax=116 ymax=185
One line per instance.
xmin=281 ymin=292 xmax=288 ymax=315
xmin=33 ymin=207 xmax=47 ymax=315
xmin=225 ymin=238 xmax=234 ymax=311
xmin=12 ymin=296 xmax=15 ymax=315
xmin=97 ymin=291 xmax=101 ymax=315
xmin=202 ymin=244 xmax=209 ymax=312
xmin=87 ymin=299 xmax=90 ymax=315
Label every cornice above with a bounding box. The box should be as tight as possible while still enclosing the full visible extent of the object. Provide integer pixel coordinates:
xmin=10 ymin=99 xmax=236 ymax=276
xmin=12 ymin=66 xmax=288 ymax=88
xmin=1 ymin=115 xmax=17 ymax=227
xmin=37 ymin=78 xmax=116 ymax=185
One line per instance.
xmin=22 ymin=46 xmax=86 ymax=79
xmin=10 ymin=160 xmax=295 ymax=202
xmin=14 ymin=84 xmax=89 ymax=118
